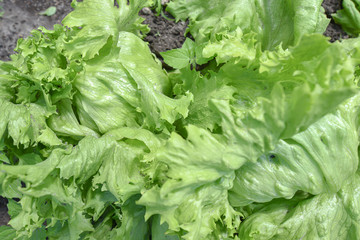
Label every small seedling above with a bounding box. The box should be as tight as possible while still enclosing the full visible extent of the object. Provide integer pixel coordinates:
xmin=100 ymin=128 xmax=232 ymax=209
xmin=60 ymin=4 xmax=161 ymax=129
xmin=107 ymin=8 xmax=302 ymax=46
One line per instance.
xmin=39 ymin=6 xmax=57 ymax=16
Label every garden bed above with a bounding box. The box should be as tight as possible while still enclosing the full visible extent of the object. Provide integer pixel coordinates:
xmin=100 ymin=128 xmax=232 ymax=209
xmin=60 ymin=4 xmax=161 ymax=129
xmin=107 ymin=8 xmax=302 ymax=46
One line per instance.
xmin=0 ymin=0 xmax=351 ymax=229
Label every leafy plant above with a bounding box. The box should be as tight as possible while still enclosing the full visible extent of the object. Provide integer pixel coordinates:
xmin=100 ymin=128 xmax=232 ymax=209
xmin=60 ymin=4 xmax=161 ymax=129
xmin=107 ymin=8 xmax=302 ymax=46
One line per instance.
xmin=333 ymin=0 xmax=360 ymax=36
xmin=0 ymin=0 xmax=360 ymax=239
xmin=39 ymin=6 xmax=57 ymax=17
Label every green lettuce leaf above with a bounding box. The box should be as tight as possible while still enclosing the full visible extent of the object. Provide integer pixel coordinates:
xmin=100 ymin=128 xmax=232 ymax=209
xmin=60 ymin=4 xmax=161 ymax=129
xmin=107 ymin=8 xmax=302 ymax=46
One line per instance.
xmin=138 ymin=125 xmax=241 ymax=240
xmin=160 ymin=38 xmax=196 ymax=69
xmin=1 ymin=0 xmax=360 ymax=239
xmin=229 ymin=94 xmax=360 ymax=206
xmin=333 ymin=0 xmax=360 ymax=36
xmin=139 ymin=34 xmax=358 ymax=239
xmin=0 ymin=136 xmax=130 ymax=238
xmin=0 ymin=226 xmax=16 ymax=240
xmin=238 ymin=172 xmax=360 ymax=239
xmin=167 ymin=0 xmax=329 ymax=50
xmin=202 ymin=28 xmax=258 ymax=65
xmin=167 ymin=65 xmax=236 ymax=131
xmin=47 ymin=99 xmax=100 ymax=140
xmin=0 ymin=99 xmax=61 ymax=147
xmin=0 ymin=26 xmax=75 ymax=147
xmin=62 ymin=0 xmax=151 ymax=60
xmin=151 ymin=215 xmax=180 ymax=240
xmin=74 ymin=31 xmax=192 ymax=132
xmin=116 ymin=195 xmax=149 ymax=240
xmin=213 ymin=35 xmax=357 ymax=163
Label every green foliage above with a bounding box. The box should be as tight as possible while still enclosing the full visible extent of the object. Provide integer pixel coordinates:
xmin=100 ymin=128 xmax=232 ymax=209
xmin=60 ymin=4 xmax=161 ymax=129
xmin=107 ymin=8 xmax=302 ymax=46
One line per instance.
xmin=0 ymin=0 xmax=360 ymax=239
xmin=333 ymin=0 xmax=360 ymax=36
xmin=39 ymin=6 xmax=57 ymax=16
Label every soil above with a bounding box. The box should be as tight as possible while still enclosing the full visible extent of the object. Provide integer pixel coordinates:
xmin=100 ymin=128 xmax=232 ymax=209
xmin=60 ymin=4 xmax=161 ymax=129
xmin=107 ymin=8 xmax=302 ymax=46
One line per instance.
xmin=0 ymin=197 xmax=9 ymax=226
xmin=0 ymin=0 xmax=350 ymax=227
xmin=140 ymin=8 xmax=187 ymax=60
xmin=322 ymin=0 xmax=349 ymax=41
